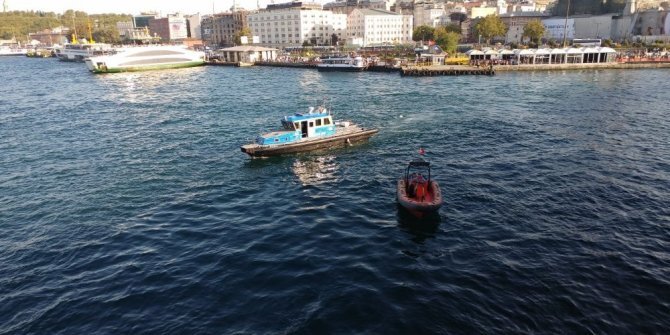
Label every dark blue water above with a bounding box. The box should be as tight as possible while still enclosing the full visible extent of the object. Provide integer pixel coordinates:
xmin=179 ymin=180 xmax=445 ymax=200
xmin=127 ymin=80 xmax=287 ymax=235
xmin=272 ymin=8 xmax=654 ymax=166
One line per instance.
xmin=1 ymin=57 xmax=669 ymax=334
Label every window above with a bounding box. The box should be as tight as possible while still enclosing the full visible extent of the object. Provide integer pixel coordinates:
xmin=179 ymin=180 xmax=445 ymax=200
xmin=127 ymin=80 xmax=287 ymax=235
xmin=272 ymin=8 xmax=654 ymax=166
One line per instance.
xmin=309 ymin=122 xmax=314 ymax=127
xmin=316 ymin=119 xmax=322 ymax=126
xmin=323 ymin=118 xmax=331 ymax=125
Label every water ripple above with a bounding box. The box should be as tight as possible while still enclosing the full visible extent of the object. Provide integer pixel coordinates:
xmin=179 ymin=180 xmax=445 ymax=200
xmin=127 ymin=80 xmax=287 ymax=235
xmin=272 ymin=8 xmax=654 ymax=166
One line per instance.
xmin=1 ymin=58 xmax=669 ymax=334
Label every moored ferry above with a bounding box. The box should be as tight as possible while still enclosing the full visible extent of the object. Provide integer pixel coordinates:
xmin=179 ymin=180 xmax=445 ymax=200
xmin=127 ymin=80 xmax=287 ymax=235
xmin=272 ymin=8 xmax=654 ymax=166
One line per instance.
xmin=317 ymin=56 xmax=367 ymax=72
xmin=58 ymin=42 xmax=114 ymax=62
xmin=85 ymin=45 xmax=206 ymax=73
xmin=240 ymin=105 xmax=378 ymax=157
xmin=0 ymin=44 xmax=28 ymax=56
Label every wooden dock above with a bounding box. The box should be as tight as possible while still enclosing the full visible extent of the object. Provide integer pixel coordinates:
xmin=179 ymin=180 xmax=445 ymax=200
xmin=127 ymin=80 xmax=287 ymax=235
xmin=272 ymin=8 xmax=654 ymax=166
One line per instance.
xmin=253 ymin=61 xmax=317 ymax=69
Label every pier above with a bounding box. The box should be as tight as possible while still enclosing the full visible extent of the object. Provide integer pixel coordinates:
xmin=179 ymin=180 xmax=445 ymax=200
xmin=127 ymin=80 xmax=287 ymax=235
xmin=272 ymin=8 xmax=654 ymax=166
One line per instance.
xmin=401 ymin=65 xmax=494 ymax=76
xmin=254 ymin=61 xmax=317 ymax=69
xmin=204 ymin=60 xmax=670 ymax=76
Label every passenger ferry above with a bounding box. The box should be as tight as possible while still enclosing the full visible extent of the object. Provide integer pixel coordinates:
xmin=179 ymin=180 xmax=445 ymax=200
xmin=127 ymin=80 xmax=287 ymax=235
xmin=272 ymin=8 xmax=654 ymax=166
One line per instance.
xmin=240 ymin=105 xmax=378 ymax=157
xmin=85 ymin=45 xmax=206 ymax=73
xmin=317 ymin=56 xmax=367 ymax=72
xmin=0 ymin=44 xmax=28 ymax=56
xmin=58 ymin=42 xmax=114 ymax=62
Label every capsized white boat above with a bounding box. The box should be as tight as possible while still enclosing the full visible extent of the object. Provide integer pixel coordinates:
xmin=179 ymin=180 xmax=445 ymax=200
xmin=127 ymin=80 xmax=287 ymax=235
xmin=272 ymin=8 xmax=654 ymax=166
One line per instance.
xmin=85 ymin=45 xmax=206 ymax=73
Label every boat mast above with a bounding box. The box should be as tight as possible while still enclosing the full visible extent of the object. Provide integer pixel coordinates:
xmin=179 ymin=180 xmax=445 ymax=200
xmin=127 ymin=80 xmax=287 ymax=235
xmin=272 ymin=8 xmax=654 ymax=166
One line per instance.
xmin=71 ymin=16 xmax=78 ymax=44
xmin=88 ymin=19 xmax=94 ymax=43
xmin=562 ymin=0 xmax=570 ymax=47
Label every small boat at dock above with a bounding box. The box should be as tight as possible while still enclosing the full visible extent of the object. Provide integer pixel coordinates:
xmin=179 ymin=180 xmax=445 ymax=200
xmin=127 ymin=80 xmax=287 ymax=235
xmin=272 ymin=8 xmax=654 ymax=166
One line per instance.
xmin=397 ymin=157 xmax=442 ymax=218
xmin=317 ymin=56 xmax=367 ymax=72
xmin=240 ymin=105 xmax=378 ymax=157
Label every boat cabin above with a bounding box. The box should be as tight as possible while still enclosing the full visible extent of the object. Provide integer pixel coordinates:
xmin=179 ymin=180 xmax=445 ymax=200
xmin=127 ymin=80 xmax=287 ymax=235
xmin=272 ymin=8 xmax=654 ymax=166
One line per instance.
xmin=255 ymin=107 xmax=336 ymax=145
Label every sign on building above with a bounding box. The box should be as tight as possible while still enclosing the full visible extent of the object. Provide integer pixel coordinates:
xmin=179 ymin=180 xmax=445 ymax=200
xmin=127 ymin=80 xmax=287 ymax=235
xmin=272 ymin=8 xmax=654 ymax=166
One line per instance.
xmin=543 ymin=18 xmax=575 ymax=40
xmin=169 ymin=17 xmax=188 ymax=40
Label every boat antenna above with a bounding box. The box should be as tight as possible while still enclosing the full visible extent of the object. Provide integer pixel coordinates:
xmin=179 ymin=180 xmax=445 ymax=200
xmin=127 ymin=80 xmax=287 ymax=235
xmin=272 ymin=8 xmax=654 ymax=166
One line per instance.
xmin=562 ymin=0 xmax=571 ymax=48
xmin=88 ymin=19 xmax=94 ymax=44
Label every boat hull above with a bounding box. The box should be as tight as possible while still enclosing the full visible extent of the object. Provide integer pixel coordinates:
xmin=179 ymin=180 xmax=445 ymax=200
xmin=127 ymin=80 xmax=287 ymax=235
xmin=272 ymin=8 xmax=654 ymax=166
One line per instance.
xmin=87 ymin=60 xmax=205 ymax=73
xmin=241 ymin=128 xmax=378 ymax=157
xmin=316 ymin=66 xmax=366 ymax=72
xmin=397 ymin=179 xmax=442 ymax=218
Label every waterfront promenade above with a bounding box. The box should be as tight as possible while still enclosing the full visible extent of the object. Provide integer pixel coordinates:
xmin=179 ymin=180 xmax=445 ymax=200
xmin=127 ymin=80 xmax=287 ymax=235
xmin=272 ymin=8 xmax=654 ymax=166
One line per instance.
xmin=209 ymin=59 xmax=670 ymax=76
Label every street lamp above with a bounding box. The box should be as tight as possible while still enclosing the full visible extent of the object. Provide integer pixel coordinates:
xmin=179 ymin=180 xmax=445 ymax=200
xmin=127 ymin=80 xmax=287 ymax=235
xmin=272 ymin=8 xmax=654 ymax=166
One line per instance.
xmin=478 ymin=34 xmax=482 ymax=46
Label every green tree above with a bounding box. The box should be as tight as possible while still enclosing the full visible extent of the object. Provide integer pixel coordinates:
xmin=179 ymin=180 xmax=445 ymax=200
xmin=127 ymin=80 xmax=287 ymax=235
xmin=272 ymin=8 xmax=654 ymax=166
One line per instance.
xmin=522 ymin=19 xmax=545 ymax=44
xmin=92 ymin=26 xmax=121 ymax=43
xmin=474 ymin=15 xmax=507 ymax=44
xmin=234 ymin=27 xmax=252 ymax=45
xmin=412 ymin=25 xmax=435 ymax=43
xmin=433 ymin=27 xmax=460 ymax=53
xmin=443 ymin=23 xmax=462 ymax=34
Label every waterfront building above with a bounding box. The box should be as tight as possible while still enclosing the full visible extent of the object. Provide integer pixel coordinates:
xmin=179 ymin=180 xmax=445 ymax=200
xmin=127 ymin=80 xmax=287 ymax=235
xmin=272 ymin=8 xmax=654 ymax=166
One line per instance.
xmin=186 ymin=13 xmax=202 ymax=39
xmin=499 ymin=11 xmax=550 ymax=43
xmin=248 ymin=2 xmax=347 ymax=48
xmin=346 ymin=8 xmax=413 ymax=47
xmin=202 ymin=10 xmax=250 ymax=47
xmin=465 ymin=47 xmax=617 ymax=64
xmin=28 ymin=27 xmax=69 ymax=46
xmin=149 ymin=13 xmax=189 ymax=42
xmin=133 ymin=12 xmax=159 ymax=28
xmin=217 ymin=45 xmax=278 ymax=63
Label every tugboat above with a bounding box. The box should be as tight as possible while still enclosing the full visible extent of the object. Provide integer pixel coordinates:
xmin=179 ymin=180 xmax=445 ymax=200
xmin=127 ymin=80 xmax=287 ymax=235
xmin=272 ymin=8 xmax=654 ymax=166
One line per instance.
xmin=240 ymin=105 xmax=378 ymax=157
xmin=397 ymin=153 xmax=443 ymax=218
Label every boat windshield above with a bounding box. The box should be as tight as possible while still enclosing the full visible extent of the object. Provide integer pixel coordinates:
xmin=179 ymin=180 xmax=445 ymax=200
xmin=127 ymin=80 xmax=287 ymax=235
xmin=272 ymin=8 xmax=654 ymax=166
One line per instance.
xmin=281 ymin=120 xmax=296 ymax=130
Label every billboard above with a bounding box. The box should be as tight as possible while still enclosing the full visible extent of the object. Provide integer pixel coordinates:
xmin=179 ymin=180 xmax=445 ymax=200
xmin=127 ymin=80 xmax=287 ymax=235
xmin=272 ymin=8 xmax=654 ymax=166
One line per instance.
xmin=168 ymin=17 xmax=188 ymax=40
xmin=543 ymin=18 xmax=575 ymax=40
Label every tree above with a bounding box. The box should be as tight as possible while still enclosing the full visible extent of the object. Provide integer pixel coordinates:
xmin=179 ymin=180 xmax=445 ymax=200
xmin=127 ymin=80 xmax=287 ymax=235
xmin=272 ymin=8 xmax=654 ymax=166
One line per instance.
xmin=92 ymin=26 xmax=121 ymax=44
xmin=412 ymin=25 xmax=434 ymax=43
xmin=443 ymin=23 xmax=462 ymax=34
xmin=233 ymin=27 xmax=252 ymax=45
xmin=474 ymin=15 xmax=507 ymax=44
xmin=523 ymin=19 xmax=545 ymax=44
xmin=433 ymin=27 xmax=460 ymax=53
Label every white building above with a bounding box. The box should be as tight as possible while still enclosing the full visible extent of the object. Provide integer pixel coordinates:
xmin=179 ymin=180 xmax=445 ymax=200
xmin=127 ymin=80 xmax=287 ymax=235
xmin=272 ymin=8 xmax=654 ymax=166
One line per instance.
xmin=346 ymin=8 xmax=413 ymax=47
xmin=186 ymin=13 xmax=202 ymax=39
xmin=248 ymin=2 xmax=347 ymax=48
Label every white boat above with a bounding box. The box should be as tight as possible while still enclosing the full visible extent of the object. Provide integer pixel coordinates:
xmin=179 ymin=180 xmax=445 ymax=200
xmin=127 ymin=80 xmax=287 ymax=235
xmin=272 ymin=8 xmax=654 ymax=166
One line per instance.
xmin=58 ymin=42 xmax=114 ymax=62
xmin=84 ymin=46 xmax=206 ymax=73
xmin=317 ymin=56 xmax=367 ymax=72
xmin=0 ymin=44 xmax=28 ymax=56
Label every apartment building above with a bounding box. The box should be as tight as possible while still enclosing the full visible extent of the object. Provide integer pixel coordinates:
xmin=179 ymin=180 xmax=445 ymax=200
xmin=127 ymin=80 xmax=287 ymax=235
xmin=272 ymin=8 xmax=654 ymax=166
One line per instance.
xmin=202 ymin=11 xmax=250 ymax=47
xmin=346 ymin=8 xmax=413 ymax=46
xmin=248 ymin=2 xmax=347 ymax=48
